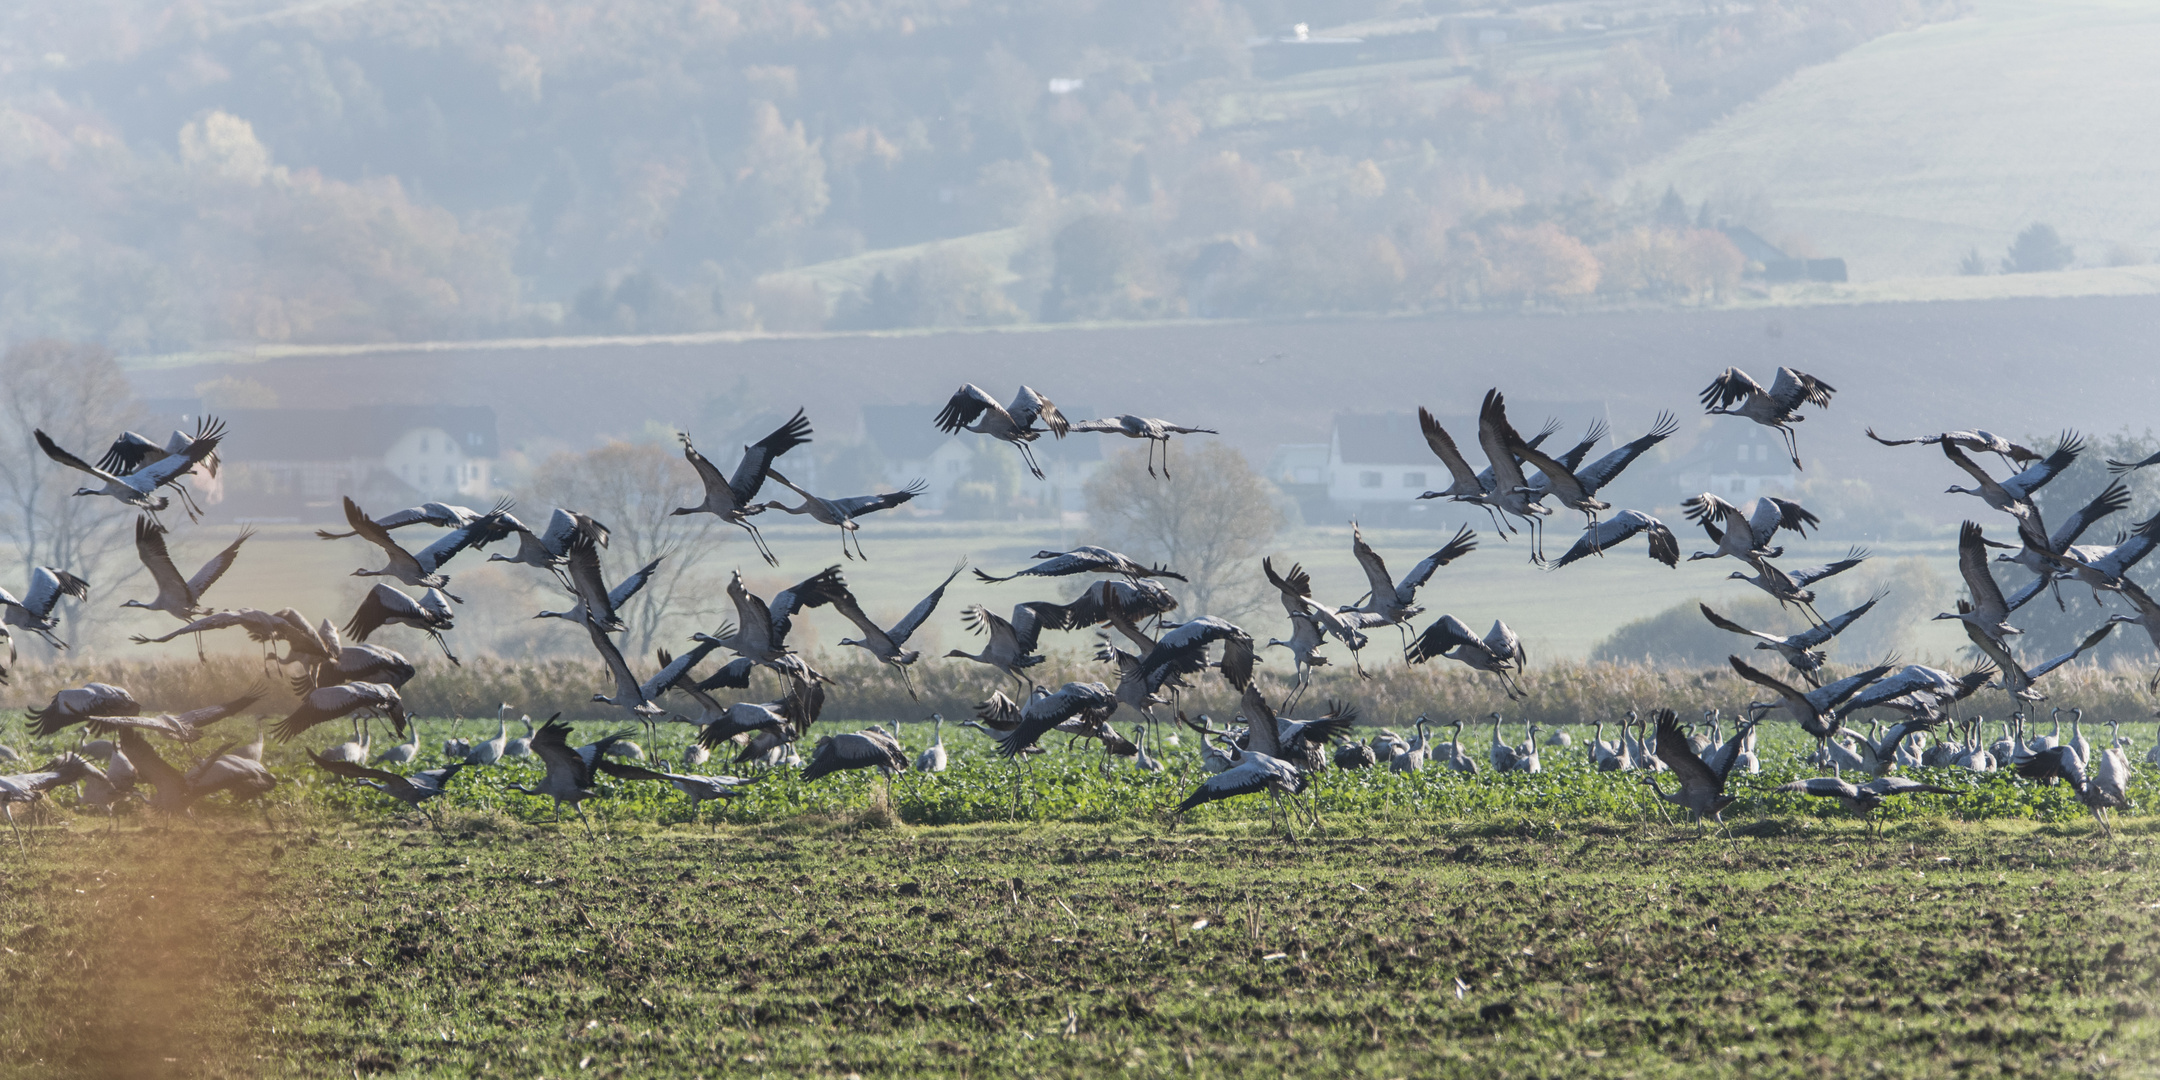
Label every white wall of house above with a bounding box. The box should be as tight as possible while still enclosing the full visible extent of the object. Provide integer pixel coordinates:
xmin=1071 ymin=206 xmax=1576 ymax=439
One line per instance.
xmin=384 ymin=427 xmax=494 ymax=498
xmin=1325 ymin=430 xmax=1441 ymax=505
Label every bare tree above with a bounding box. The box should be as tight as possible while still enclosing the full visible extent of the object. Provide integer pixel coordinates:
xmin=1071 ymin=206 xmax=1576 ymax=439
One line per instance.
xmin=519 ymin=440 xmax=721 ymax=657
xmin=1084 ymin=441 xmax=1284 ymax=619
xmin=0 ymin=341 xmax=146 ymax=653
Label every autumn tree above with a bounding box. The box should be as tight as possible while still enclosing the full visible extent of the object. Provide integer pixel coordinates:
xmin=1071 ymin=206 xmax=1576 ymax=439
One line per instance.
xmin=1477 ymin=222 xmax=1600 ymax=306
xmin=1084 ymin=442 xmax=1284 ymax=619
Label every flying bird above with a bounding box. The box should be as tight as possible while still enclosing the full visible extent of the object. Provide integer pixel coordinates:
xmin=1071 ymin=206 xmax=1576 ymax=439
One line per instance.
xmin=1727 ymin=655 xmax=1892 ymax=745
xmin=673 ymin=409 xmax=813 ymax=566
xmin=35 ymin=417 xmax=224 ymax=520
xmin=272 ymin=682 xmax=407 ymax=742
xmin=1698 ymin=592 xmax=1883 ymax=686
xmin=346 ymin=583 xmax=458 ymax=663
xmin=1933 ymin=521 xmax=2020 ymax=646
xmin=826 ymin=561 xmax=964 ymax=698
xmin=1699 ymin=366 xmax=1834 ymax=469
xmin=1682 ymin=493 xmax=1819 ymax=563
xmin=1865 ymin=428 xmax=2040 ymax=468
xmin=1546 ymin=511 xmax=1678 ymax=570
xmin=337 ymin=496 xmax=486 ymax=601
xmin=316 ymin=498 xmax=510 ymax=540
xmin=0 ymin=567 xmax=90 ymax=650
xmin=1778 ymin=771 xmax=1956 ymax=833
xmin=1336 ymin=523 xmax=1477 ymax=638
xmin=933 ymin=384 xmax=1068 ymax=479
xmin=1405 ymin=615 xmax=1528 ymax=699
xmin=121 ymin=517 xmax=251 ymax=653
xmin=758 ymin=468 xmax=925 ymax=560
xmin=1065 ymin=415 xmax=1218 ymax=477
xmin=974 ymin=545 xmax=1185 ymax=584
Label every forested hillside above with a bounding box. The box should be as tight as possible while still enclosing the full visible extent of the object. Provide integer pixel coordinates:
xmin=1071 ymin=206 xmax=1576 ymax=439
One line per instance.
xmin=0 ymin=0 xmax=1951 ymax=349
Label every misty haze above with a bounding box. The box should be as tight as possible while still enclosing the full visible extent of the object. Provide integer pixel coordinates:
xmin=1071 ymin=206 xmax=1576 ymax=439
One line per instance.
xmin=3 ymin=0 xmax=2158 ymax=1075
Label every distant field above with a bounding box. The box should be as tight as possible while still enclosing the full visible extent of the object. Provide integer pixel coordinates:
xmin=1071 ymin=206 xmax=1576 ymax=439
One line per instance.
xmin=1630 ymin=0 xmax=2160 ymax=280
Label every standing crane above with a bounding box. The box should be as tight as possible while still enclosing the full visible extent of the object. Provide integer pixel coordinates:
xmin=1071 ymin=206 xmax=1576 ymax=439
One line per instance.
xmin=1699 ymin=366 xmax=1834 ymax=469
xmin=916 ymin=714 xmax=949 ymax=773
xmin=672 ymin=409 xmax=813 ymax=566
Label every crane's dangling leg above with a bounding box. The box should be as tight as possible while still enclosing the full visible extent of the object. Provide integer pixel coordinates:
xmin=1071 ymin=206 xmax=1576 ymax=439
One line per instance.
xmin=5 ymin=804 xmax=22 ymax=854
xmin=1781 ymin=424 xmax=1804 ymax=472
xmin=1016 ymin=441 xmax=1046 ymax=481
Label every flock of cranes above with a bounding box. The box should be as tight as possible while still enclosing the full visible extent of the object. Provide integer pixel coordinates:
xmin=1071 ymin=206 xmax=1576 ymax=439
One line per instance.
xmin=0 ymin=368 xmax=2154 ymax=844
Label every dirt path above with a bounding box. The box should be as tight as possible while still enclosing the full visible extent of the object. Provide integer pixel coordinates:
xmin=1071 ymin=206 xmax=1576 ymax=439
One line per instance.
xmin=0 ymin=821 xmax=296 ymax=1079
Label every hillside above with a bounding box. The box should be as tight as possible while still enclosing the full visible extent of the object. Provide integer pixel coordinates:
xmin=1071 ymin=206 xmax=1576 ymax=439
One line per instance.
xmin=1629 ymin=0 xmax=2160 ymax=280
xmin=0 ymin=0 xmax=1946 ymax=350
